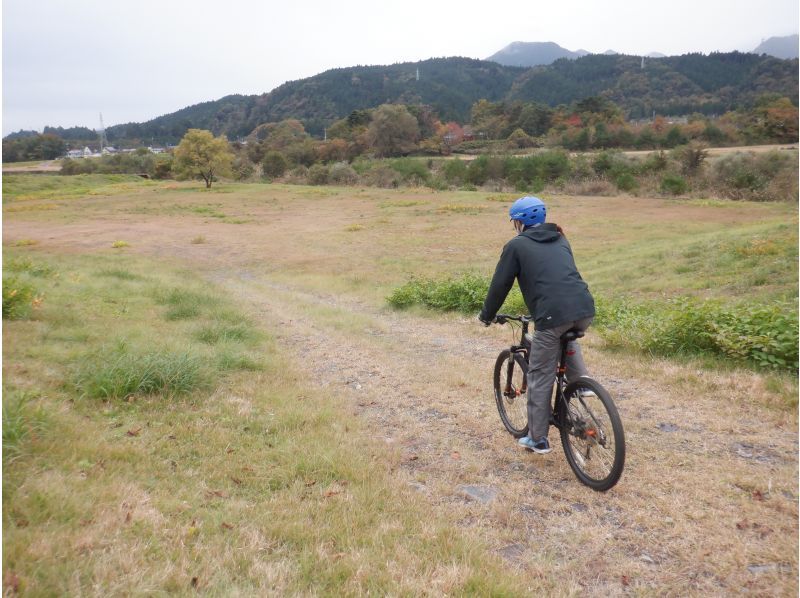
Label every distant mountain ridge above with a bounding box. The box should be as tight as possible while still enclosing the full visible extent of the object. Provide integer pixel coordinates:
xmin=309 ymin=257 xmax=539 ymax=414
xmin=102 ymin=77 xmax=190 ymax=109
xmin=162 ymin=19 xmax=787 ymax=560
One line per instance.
xmin=486 ymin=36 xmax=799 ymax=67
xmin=752 ymin=34 xmax=799 ymax=59
xmin=486 ymin=42 xmax=588 ymax=67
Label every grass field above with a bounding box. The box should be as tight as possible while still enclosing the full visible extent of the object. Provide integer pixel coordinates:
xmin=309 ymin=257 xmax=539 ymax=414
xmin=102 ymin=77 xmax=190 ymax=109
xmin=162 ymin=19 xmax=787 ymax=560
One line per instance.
xmin=3 ymin=174 xmax=798 ymax=594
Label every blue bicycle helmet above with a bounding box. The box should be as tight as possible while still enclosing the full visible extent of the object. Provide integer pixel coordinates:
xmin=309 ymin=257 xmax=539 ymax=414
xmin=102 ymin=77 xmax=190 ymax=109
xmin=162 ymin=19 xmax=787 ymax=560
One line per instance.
xmin=509 ymin=196 xmax=546 ymax=226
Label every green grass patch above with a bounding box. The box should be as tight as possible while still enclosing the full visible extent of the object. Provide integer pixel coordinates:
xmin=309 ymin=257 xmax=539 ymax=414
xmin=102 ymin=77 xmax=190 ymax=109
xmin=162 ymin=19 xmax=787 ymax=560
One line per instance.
xmin=154 ymin=287 xmax=220 ymax=320
xmin=387 ymin=273 xmax=798 ymax=373
xmin=73 ymin=348 xmax=207 ymax=400
xmin=2 ymin=387 xmax=48 ymax=464
xmin=387 ymin=273 xmax=525 ymax=314
xmin=2 ymin=173 xmax=152 ymax=203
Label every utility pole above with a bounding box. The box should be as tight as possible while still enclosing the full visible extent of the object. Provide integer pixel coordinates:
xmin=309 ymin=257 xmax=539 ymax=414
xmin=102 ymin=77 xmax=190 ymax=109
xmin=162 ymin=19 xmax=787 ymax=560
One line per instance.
xmin=98 ymin=113 xmax=107 ymax=153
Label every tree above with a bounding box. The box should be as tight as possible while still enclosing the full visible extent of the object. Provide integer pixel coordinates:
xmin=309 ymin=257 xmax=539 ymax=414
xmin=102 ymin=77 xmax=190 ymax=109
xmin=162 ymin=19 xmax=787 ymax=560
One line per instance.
xmin=262 ymin=151 xmax=288 ymax=178
xmin=366 ymin=104 xmax=419 ymax=157
xmin=173 ymin=129 xmax=233 ymax=188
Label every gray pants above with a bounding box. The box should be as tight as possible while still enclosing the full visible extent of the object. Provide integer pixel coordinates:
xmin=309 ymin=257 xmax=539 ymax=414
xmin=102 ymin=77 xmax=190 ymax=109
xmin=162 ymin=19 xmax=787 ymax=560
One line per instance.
xmin=526 ymin=317 xmax=593 ymax=440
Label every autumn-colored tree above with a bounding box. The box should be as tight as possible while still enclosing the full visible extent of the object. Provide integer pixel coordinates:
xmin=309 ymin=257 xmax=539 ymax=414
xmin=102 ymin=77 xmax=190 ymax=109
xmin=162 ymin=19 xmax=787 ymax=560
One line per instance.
xmin=366 ymin=104 xmax=419 ymax=157
xmin=173 ymin=129 xmax=233 ymax=188
xmin=315 ymin=138 xmax=349 ymax=163
xmin=757 ymin=97 xmax=798 ymax=142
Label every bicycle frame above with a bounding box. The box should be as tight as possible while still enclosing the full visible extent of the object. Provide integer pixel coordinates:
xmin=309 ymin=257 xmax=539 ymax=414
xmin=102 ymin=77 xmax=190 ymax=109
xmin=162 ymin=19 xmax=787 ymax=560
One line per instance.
xmin=500 ymin=315 xmax=571 ymax=431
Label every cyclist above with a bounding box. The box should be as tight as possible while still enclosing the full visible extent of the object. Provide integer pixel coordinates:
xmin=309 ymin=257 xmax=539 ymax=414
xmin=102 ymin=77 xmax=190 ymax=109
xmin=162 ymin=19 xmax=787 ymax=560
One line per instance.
xmin=479 ymin=196 xmax=595 ymax=454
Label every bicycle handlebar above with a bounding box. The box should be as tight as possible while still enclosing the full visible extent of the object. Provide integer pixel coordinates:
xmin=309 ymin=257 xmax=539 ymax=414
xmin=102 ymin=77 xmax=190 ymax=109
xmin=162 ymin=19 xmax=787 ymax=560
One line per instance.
xmin=493 ymin=314 xmax=532 ymax=325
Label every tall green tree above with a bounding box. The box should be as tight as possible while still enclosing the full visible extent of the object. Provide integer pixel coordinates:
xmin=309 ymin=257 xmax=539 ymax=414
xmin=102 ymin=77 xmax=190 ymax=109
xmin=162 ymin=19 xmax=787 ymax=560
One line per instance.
xmin=173 ymin=129 xmax=233 ymax=188
xmin=366 ymin=105 xmax=419 ymax=157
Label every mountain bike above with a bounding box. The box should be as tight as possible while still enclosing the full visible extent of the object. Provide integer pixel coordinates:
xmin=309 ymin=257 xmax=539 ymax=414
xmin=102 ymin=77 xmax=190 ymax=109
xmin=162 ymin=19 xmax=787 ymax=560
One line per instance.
xmin=491 ymin=314 xmax=625 ymax=491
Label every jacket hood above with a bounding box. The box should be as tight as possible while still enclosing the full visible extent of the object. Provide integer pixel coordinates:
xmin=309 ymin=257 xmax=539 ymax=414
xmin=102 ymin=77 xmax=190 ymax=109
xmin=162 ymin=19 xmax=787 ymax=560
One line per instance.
xmin=520 ymin=222 xmax=560 ymax=243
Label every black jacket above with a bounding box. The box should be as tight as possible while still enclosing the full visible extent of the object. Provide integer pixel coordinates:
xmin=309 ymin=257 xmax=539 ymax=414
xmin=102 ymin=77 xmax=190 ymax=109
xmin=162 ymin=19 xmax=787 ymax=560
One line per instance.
xmin=479 ymin=223 xmax=595 ymax=330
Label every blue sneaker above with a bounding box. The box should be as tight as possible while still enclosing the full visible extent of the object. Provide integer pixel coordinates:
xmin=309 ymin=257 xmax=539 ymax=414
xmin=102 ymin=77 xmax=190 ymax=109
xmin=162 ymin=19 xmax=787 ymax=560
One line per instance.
xmin=518 ymin=436 xmax=552 ymax=454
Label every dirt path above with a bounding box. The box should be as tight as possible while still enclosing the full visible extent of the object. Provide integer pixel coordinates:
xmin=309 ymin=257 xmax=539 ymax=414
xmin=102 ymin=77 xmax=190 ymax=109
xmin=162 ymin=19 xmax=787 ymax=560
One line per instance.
xmin=212 ymin=269 xmax=798 ymax=595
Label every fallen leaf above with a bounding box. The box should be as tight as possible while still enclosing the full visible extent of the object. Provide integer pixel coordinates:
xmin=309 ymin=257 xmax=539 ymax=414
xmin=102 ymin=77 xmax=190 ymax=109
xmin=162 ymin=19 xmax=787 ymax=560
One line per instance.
xmin=126 ymin=427 xmax=142 ymax=437
xmin=4 ymin=571 xmax=20 ymax=593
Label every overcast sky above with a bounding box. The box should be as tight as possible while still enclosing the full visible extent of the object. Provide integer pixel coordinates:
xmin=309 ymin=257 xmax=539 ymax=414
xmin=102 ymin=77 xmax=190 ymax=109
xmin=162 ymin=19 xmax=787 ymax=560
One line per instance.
xmin=3 ymin=0 xmax=798 ymax=135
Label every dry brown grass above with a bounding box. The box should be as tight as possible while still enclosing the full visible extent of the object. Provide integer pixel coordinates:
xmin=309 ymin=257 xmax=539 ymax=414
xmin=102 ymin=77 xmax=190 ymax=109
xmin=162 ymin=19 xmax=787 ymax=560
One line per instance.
xmin=3 ymin=179 xmax=797 ymax=594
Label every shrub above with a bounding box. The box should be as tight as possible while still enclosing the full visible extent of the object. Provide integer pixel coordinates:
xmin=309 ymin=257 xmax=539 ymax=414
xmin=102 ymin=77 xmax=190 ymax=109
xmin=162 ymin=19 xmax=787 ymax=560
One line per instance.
xmin=307 ymin=164 xmax=330 ymax=185
xmin=442 ymin=159 xmax=468 ymax=185
xmin=361 ymin=163 xmax=401 ymax=188
xmin=262 ymin=151 xmax=288 ymax=179
xmin=328 ymin=162 xmax=358 ymax=185
xmin=389 ymin=158 xmax=431 ymax=185
xmin=709 ymin=151 xmax=797 ymax=201
xmin=660 ymin=174 xmax=688 ymax=195
xmin=506 ymin=128 xmax=536 ymax=149
xmin=675 ymin=143 xmax=709 ymax=176
xmin=614 ymin=172 xmax=638 ymax=192
xmin=387 ymin=274 xmax=525 ymax=314
xmin=3 ymin=275 xmax=40 ymax=319
xmin=595 ymin=296 xmax=798 ymax=371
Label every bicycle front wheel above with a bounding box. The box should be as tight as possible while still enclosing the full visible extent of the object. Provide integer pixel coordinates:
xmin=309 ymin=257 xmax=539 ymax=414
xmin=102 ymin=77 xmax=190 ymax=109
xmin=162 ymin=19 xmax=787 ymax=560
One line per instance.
xmin=559 ymin=377 xmax=625 ymax=491
xmin=493 ymin=350 xmax=529 ymax=438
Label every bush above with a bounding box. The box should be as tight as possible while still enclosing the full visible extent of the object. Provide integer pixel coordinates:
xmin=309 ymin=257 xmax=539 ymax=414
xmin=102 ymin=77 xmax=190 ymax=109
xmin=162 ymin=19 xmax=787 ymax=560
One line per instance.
xmin=328 ymin=162 xmax=359 ymax=185
xmin=262 ymin=151 xmax=288 ymax=179
xmin=361 ymin=163 xmax=401 ymax=188
xmin=442 ymin=159 xmax=468 ymax=185
xmin=387 ymin=273 xmax=525 ymax=314
xmin=660 ymin=174 xmax=688 ymax=195
xmin=614 ymin=172 xmax=638 ymax=192
xmin=710 ymin=151 xmax=797 ymax=201
xmin=3 ymin=275 xmax=40 ymax=319
xmin=307 ymin=164 xmax=330 ymax=185
xmin=389 ymin=158 xmax=431 ymax=185
xmin=595 ymin=296 xmax=798 ymax=371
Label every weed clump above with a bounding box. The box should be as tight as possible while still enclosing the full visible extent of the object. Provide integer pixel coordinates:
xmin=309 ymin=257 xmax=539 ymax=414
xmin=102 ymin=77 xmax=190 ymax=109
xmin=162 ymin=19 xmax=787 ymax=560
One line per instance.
xmin=155 ymin=287 xmax=219 ymax=321
xmin=3 ymin=276 xmax=42 ymax=319
xmin=74 ymin=349 xmax=207 ymax=400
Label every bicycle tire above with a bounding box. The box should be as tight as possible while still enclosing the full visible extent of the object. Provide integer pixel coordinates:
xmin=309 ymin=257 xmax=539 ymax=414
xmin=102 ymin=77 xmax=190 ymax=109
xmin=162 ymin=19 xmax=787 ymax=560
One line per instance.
xmin=559 ymin=377 xmax=625 ymax=491
xmin=493 ymin=350 xmax=529 ymax=438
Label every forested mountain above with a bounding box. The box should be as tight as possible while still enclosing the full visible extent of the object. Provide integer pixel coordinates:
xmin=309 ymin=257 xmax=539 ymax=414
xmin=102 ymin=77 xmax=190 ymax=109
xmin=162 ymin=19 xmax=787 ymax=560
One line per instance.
xmin=508 ymin=52 xmax=799 ymax=118
xmin=105 ymin=58 xmax=522 ymax=143
xmin=19 ymin=53 xmax=799 ymax=145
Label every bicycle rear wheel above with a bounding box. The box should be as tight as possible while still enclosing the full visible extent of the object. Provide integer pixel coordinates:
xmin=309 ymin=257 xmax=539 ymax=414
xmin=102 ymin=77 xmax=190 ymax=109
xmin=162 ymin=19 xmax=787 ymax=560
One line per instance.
xmin=559 ymin=377 xmax=625 ymax=491
xmin=493 ymin=350 xmax=529 ymax=438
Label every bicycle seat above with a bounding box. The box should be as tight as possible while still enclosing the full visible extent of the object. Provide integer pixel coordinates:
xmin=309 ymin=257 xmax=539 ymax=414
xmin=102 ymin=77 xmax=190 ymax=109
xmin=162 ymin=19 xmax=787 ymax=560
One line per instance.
xmin=560 ymin=328 xmax=585 ymax=342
